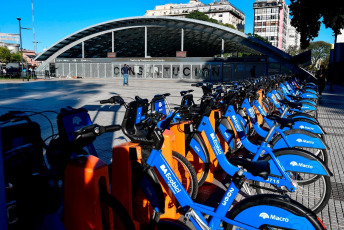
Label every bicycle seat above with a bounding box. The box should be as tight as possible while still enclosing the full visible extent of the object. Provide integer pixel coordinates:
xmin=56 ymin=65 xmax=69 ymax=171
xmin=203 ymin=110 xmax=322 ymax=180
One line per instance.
xmin=266 ymin=115 xmax=294 ymax=127
xmin=154 ymin=93 xmax=170 ymax=98
xmin=279 ymin=99 xmax=302 ymax=109
xmin=229 ymin=157 xmax=270 ymax=180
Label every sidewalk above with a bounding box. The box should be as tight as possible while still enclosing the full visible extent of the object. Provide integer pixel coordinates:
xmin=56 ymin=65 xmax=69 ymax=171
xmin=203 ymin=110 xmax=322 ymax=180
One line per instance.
xmin=0 ymin=79 xmax=343 ymax=229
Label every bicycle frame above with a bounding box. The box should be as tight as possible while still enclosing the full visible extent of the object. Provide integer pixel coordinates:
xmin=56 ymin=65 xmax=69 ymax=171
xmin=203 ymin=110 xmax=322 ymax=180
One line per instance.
xmin=219 ymin=104 xmax=330 ymax=176
xmin=196 ymin=114 xmax=295 ymax=191
xmin=147 ymin=147 xmax=317 ymax=230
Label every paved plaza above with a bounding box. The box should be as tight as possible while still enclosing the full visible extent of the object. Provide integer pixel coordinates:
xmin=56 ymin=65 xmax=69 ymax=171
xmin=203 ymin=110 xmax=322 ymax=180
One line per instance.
xmin=0 ymin=78 xmax=343 ymax=229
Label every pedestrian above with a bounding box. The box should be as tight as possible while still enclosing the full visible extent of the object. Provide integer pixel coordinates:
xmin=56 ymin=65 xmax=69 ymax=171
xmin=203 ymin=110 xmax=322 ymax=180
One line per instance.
xmin=316 ymin=65 xmax=326 ymax=95
xmin=121 ymin=64 xmax=130 ymax=86
xmin=250 ymin=65 xmax=256 ymax=78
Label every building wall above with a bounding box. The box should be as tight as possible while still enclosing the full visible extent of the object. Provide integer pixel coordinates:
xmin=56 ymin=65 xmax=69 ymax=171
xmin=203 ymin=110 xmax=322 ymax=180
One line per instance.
xmin=253 ymin=0 xmax=289 ymax=51
xmin=145 ymin=0 xmax=245 ymax=30
xmin=51 ymin=57 xmax=287 ymax=81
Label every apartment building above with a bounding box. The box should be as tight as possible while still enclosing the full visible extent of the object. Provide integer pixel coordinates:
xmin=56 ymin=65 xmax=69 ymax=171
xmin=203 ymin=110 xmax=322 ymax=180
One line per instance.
xmin=145 ymin=0 xmax=245 ymax=30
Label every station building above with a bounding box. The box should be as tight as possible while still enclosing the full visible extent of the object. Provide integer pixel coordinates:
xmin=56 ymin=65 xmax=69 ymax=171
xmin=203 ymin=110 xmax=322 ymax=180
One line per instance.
xmin=35 ymin=16 xmax=311 ymax=80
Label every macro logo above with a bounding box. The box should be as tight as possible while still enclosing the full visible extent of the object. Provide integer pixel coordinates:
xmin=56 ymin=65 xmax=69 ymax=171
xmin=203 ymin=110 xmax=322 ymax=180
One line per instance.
xmin=299 ymin=125 xmax=314 ymax=130
xmin=259 ymin=213 xmax=269 ymax=219
xmin=290 ymin=161 xmax=298 ymax=166
xmin=259 ymin=212 xmax=289 ymax=222
xmin=296 ymin=138 xmax=314 ymax=144
xmin=290 ymin=161 xmax=313 ymax=169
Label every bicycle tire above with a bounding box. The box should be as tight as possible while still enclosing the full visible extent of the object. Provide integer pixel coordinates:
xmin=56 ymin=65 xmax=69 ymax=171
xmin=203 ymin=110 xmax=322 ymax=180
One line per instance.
xmin=225 ymin=194 xmax=326 ymax=230
xmin=186 ymin=133 xmax=210 ymax=187
xmin=172 ymin=151 xmax=199 ymax=199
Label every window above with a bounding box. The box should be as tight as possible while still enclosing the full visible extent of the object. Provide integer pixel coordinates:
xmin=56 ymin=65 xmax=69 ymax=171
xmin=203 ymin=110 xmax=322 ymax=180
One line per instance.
xmin=219 ymin=20 xmax=223 ymax=23
xmin=219 ymin=14 xmax=223 ymax=17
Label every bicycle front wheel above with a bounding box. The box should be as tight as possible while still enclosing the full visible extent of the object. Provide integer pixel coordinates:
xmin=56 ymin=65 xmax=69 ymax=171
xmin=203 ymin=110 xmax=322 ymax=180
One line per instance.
xmin=172 ymin=151 xmax=199 ymax=199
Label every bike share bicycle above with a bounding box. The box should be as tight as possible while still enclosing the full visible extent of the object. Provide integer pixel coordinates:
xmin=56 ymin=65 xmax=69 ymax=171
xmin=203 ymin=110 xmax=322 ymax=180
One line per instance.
xmin=101 ymin=95 xmax=327 ymax=230
xmin=166 ymin=81 xmax=332 ymax=213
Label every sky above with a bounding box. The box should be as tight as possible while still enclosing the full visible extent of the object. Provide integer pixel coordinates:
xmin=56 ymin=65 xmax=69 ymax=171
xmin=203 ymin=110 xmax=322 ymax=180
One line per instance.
xmin=1 ymin=0 xmax=335 ymax=53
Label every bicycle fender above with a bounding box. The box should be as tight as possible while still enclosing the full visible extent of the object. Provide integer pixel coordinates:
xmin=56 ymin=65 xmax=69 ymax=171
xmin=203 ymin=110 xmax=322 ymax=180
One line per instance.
xmin=262 ymin=148 xmax=332 ymax=176
xmin=189 ymin=133 xmax=210 ymax=163
xmin=217 ymin=117 xmax=235 ymax=151
xmin=290 ymin=121 xmax=324 ymax=134
xmin=227 ymin=194 xmax=324 ymax=229
xmin=287 ymin=113 xmax=318 ymax=123
xmin=270 ymin=129 xmax=329 ymax=150
xmin=301 ymin=93 xmax=317 ymax=99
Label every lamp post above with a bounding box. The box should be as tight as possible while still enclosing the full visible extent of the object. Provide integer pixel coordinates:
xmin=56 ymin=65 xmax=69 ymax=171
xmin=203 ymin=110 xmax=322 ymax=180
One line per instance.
xmin=16 ymin=18 xmax=24 ymax=73
xmin=16 ymin=18 xmax=31 ymax=80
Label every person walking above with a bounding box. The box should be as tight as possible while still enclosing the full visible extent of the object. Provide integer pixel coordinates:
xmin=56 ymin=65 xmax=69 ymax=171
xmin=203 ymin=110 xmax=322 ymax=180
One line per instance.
xmin=121 ymin=64 xmax=130 ymax=86
xmin=316 ymin=65 xmax=326 ymax=95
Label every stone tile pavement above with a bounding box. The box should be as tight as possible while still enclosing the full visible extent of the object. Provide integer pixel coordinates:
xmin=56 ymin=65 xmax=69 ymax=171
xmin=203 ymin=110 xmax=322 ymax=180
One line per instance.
xmin=0 ymin=78 xmax=343 ymax=229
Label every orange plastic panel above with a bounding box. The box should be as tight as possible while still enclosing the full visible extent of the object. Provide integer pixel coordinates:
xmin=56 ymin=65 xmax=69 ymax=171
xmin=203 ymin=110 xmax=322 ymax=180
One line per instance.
xmin=64 ymin=155 xmax=113 ymax=230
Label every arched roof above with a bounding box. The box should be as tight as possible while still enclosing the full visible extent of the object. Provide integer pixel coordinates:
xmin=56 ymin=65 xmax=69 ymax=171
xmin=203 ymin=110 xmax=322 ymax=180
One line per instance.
xmin=36 ymin=16 xmax=301 ymax=72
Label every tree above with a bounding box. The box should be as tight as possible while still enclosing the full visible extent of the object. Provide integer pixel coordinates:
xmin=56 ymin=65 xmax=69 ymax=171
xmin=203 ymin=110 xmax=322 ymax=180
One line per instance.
xmin=307 ymin=41 xmax=331 ymax=70
xmin=186 ymin=11 xmax=218 ymax=24
xmin=0 ymin=47 xmax=11 ymax=63
xmin=247 ymin=33 xmax=271 ymax=45
xmin=10 ymin=52 xmax=21 ymax=63
xmin=289 ymin=0 xmax=344 ymax=49
xmin=286 ymin=45 xmax=303 ymax=56
xmin=0 ymin=47 xmax=21 ymax=64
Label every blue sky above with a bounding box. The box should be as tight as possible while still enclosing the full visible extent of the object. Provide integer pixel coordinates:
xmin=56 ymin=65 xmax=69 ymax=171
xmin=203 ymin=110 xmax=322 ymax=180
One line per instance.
xmin=1 ymin=0 xmax=335 ymax=53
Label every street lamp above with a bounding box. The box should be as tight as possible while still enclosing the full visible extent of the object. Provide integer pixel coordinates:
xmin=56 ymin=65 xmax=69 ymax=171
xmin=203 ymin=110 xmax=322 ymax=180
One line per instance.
xmin=16 ymin=18 xmax=31 ymax=76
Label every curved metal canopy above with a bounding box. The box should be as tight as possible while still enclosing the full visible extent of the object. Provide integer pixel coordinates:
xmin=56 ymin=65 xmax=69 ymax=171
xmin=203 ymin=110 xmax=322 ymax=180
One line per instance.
xmin=35 ymin=16 xmax=294 ymax=65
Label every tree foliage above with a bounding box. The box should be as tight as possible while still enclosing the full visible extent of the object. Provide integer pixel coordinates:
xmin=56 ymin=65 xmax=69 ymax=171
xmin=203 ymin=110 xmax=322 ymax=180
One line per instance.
xmin=0 ymin=47 xmax=11 ymax=63
xmin=286 ymin=45 xmax=303 ymax=56
xmin=247 ymin=33 xmax=272 ymax=45
xmin=308 ymin=41 xmax=331 ymax=69
xmin=186 ymin=11 xmax=218 ymax=24
xmin=0 ymin=47 xmax=21 ymax=63
xmin=290 ymin=0 xmax=344 ymax=49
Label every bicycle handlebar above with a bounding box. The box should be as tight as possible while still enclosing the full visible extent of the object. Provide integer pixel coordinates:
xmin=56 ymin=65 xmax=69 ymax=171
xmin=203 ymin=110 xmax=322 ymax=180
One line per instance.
xmin=100 ymin=96 xmax=125 ymax=105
